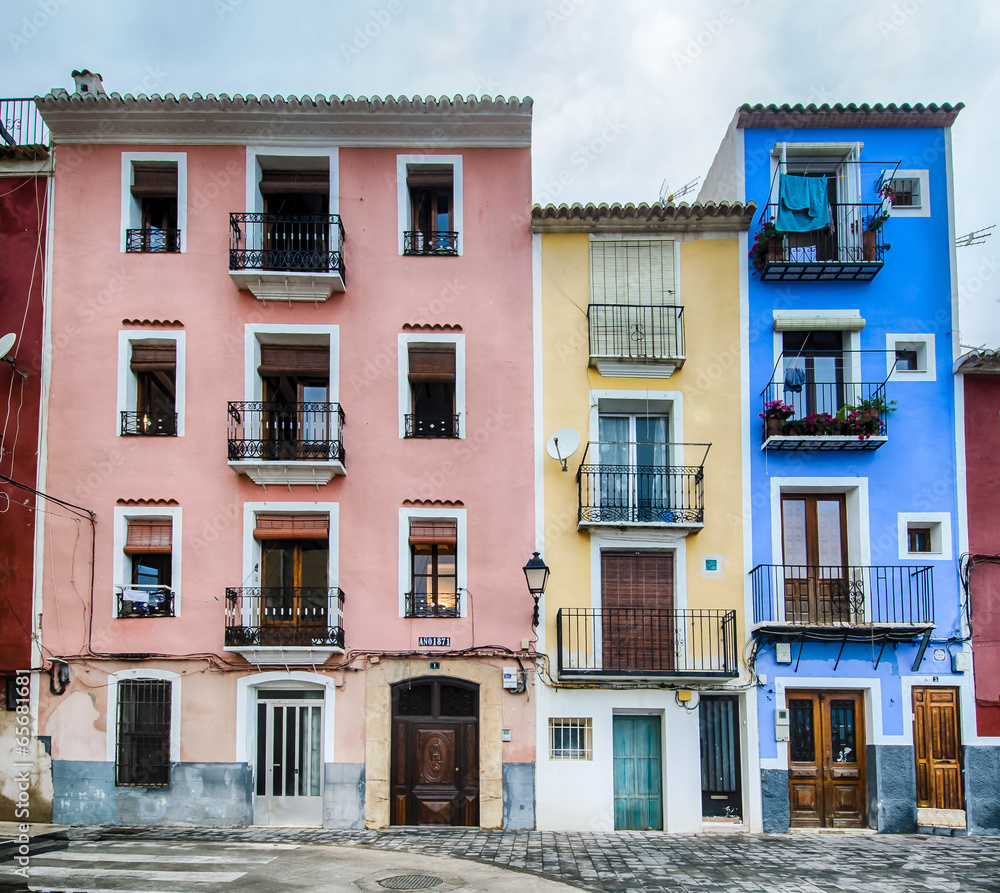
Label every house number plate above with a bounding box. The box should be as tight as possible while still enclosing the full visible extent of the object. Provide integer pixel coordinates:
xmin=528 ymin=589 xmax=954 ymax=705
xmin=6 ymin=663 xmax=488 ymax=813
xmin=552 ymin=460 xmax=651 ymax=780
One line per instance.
xmin=419 ymin=637 xmax=450 ymax=647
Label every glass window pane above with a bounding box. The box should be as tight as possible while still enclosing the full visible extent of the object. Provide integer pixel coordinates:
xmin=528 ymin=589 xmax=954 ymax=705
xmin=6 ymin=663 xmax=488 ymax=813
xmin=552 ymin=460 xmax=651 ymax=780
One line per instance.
xmin=789 ymin=699 xmax=814 ymax=763
xmin=829 ymin=700 xmax=857 ymax=763
xmin=816 ymin=500 xmax=844 ymax=568
xmin=782 ymin=500 xmax=808 ymax=567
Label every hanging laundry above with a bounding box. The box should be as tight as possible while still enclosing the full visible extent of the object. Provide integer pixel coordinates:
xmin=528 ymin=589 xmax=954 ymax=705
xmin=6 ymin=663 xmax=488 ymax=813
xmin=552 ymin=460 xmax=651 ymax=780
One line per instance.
xmin=776 ymin=174 xmax=830 ymax=233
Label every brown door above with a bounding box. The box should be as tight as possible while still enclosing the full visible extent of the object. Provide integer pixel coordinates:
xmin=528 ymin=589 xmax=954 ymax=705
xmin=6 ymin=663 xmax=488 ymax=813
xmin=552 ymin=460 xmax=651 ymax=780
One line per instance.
xmin=787 ymin=690 xmax=866 ymax=828
xmin=781 ymin=495 xmax=853 ymax=624
xmin=601 ymin=550 xmax=674 ymax=672
xmin=391 ymin=678 xmax=479 ymax=826
xmin=913 ymin=687 xmax=963 ymax=810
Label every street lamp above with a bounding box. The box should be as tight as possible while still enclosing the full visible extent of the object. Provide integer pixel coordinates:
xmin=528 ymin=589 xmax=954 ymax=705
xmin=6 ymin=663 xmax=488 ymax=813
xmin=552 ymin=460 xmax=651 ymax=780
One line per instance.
xmin=523 ymin=551 xmax=550 ymax=628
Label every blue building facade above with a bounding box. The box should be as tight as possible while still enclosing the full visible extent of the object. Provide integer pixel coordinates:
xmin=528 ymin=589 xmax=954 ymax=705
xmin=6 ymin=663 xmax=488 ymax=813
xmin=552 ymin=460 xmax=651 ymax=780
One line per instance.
xmin=702 ymin=104 xmax=997 ymax=834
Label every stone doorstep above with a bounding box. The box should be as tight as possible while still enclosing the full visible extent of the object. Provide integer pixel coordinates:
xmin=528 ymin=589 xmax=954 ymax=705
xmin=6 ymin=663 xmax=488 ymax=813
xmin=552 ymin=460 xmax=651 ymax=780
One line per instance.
xmin=916 ymin=807 xmax=967 ymax=829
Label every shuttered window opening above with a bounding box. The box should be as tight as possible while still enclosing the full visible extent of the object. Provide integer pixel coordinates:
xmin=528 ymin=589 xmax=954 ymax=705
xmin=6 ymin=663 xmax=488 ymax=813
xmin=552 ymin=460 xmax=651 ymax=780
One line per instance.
xmin=601 ymin=550 xmax=674 ymax=609
xmin=258 ymin=345 xmax=330 ymax=378
xmin=408 ymin=520 xmax=458 ymax=547
xmin=590 ymin=240 xmax=676 ymax=307
xmin=700 ymin=696 xmax=739 ymax=793
xmin=406 ymin=165 xmax=453 ymax=189
xmin=130 ymin=344 xmax=176 ymax=373
xmin=131 ymin=164 xmax=178 ymax=199
xmin=124 ymin=520 xmax=172 ymax=554
xmin=116 ymin=679 xmax=171 ymax=787
xmin=258 ymin=170 xmax=330 ymax=195
xmin=408 ymin=346 xmax=456 ymax=383
xmin=254 ymin=514 xmax=330 ymax=540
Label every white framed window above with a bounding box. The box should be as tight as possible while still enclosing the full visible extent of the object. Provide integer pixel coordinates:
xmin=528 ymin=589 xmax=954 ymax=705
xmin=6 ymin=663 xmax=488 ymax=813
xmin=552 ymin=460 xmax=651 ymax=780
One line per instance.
xmin=244 ymin=146 xmax=338 ymax=215
xmin=120 ymin=152 xmax=187 ymax=253
xmin=116 ymin=331 xmax=185 ymax=437
xmin=398 ymin=506 xmax=467 ymax=618
xmin=886 ymin=333 xmax=936 ymax=382
xmin=882 ymin=169 xmax=930 ymax=218
xmin=113 ymin=506 xmax=182 ymax=618
xmin=397 ymin=333 xmax=465 ymax=439
xmin=549 ymin=718 xmax=593 ymax=760
xmin=898 ymin=512 xmax=952 ymax=561
xmin=106 ymin=668 xmax=181 ymax=787
xmin=397 ymin=154 xmax=463 ymax=256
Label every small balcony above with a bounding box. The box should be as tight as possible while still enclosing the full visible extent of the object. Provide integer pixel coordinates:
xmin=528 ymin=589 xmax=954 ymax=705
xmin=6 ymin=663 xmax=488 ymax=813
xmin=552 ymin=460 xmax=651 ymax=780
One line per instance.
xmin=121 ymin=411 xmax=177 ymax=437
xmin=126 ymin=228 xmax=181 ymax=253
xmin=556 ymin=608 xmax=738 ymax=679
xmin=404 ymin=413 xmax=460 ymax=439
xmin=229 ymin=212 xmax=346 ymax=301
xmin=227 ymin=401 xmax=345 ymax=485
xmin=116 ymin=585 xmax=175 ymax=618
xmin=750 ymin=564 xmax=934 ymax=640
xmin=0 ymin=98 xmax=49 ymax=155
xmin=404 ymin=591 xmax=460 ymax=619
xmin=403 ymin=231 xmax=459 ymax=256
xmin=588 ymin=304 xmax=685 ymax=378
xmin=576 ymin=442 xmax=709 ymax=529
xmin=225 ymin=586 xmax=345 ymax=664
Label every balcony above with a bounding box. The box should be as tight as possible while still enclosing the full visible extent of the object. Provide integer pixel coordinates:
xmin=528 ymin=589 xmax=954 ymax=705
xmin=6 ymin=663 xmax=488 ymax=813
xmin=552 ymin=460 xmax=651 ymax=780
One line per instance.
xmin=225 ymin=587 xmax=345 ymax=664
xmin=403 ymin=230 xmax=459 ymax=256
xmin=404 ymin=413 xmax=460 ymax=439
xmin=126 ymin=228 xmax=181 ymax=253
xmin=760 ymin=352 xmax=892 ymax=451
xmin=121 ymin=411 xmax=177 ymax=437
xmin=229 ymin=212 xmax=346 ymax=301
xmin=750 ymin=564 xmax=934 ymax=642
xmin=556 ymin=608 xmax=738 ymax=679
xmin=576 ymin=442 xmax=709 ymax=530
xmin=754 ymin=203 xmax=886 ymax=282
xmin=404 ymin=591 xmax=460 ymax=619
xmin=588 ymin=304 xmax=685 ymax=378
xmin=116 ymin=585 xmax=175 ymax=618
xmin=0 ymin=98 xmax=49 ymax=155
xmin=227 ymin=401 xmax=345 ymax=485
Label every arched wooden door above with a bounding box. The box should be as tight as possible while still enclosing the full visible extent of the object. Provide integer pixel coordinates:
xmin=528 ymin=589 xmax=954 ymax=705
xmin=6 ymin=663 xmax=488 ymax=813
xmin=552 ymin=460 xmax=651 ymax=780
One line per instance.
xmin=390 ymin=678 xmax=479 ymax=826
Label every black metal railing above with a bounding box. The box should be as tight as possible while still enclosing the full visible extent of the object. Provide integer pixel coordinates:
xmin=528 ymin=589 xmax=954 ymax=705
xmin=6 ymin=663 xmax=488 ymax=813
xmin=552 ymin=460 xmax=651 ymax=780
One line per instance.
xmin=750 ymin=564 xmax=934 ymax=626
xmin=116 ymin=586 xmax=175 ymax=618
xmin=126 ymin=228 xmax=181 ymax=253
xmin=0 ymin=99 xmax=49 ymax=148
xmin=121 ymin=411 xmax=178 ymax=437
xmin=225 ymin=587 xmax=345 ymax=648
xmin=556 ymin=608 xmax=738 ymax=677
xmin=403 ymin=231 xmax=459 ymax=256
xmin=229 ymin=213 xmax=345 ymax=278
xmin=404 ymin=591 xmax=460 ymax=618
xmin=577 ymin=442 xmax=709 ymax=525
xmin=405 ymin=414 xmax=460 ymax=438
xmin=227 ymin=402 xmax=345 ymax=463
xmin=588 ymin=305 xmax=685 ymax=363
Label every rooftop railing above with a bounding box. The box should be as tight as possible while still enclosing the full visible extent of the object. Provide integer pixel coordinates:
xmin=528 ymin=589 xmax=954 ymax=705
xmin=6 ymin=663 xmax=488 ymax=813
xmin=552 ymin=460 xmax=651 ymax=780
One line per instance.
xmin=0 ymin=99 xmax=48 ymax=148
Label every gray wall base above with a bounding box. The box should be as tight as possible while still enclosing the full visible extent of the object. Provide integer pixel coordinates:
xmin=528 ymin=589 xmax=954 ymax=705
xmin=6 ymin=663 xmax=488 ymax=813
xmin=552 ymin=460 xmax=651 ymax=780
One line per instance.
xmin=866 ymin=744 xmax=917 ymax=833
xmin=323 ymin=762 xmax=365 ymax=829
xmin=760 ymin=769 xmax=789 ymax=833
xmin=965 ymin=745 xmax=1000 ymax=834
xmin=502 ymin=762 xmax=535 ymax=830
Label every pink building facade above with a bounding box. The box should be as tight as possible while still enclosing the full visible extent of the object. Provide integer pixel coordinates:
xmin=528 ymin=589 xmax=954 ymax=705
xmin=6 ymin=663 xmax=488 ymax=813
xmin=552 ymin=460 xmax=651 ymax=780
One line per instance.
xmin=35 ymin=77 xmax=537 ymax=828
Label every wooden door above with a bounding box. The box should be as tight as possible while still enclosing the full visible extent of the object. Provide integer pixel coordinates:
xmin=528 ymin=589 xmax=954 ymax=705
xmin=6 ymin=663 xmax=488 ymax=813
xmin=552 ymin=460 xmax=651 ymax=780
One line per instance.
xmin=391 ymin=679 xmax=479 ymax=826
xmin=601 ymin=551 xmax=674 ymax=672
xmin=787 ymin=691 xmax=866 ymax=828
xmin=781 ymin=495 xmax=852 ymax=624
xmin=613 ymin=715 xmax=663 ymax=830
xmin=913 ymin=687 xmax=963 ymax=810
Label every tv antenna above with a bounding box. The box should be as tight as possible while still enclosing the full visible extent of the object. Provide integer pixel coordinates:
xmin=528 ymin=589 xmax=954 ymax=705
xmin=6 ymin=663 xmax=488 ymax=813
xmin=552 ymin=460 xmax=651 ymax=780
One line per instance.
xmin=545 ymin=427 xmax=580 ymax=472
xmin=659 ymin=177 xmax=700 ymax=205
xmin=957 ymin=225 xmax=995 ymax=248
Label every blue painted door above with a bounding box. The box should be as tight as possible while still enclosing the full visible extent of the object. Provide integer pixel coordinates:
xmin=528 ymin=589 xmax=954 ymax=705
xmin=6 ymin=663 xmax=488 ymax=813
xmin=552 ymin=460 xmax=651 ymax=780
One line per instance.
xmin=613 ymin=715 xmax=663 ymax=830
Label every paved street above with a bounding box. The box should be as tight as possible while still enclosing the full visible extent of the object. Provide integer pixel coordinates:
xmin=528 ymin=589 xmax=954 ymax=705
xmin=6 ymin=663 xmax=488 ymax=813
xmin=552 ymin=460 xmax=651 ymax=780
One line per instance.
xmin=1 ymin=827 xmax=999 ymax=893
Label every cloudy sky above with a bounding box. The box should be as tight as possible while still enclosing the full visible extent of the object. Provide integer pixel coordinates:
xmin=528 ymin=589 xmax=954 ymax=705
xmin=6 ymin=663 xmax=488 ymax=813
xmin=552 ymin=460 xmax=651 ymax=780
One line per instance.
xmin=4 ymin=0 xmax=999 ymax=343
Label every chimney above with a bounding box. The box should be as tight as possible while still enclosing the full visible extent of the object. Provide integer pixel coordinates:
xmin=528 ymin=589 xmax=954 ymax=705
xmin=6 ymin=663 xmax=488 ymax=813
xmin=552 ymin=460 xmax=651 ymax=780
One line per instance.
xmin=71 ymin=70 xmax=106 ymax=96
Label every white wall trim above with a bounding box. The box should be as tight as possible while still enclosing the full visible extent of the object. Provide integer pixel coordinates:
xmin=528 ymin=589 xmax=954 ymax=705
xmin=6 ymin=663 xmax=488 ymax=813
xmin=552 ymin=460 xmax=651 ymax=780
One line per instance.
xmin=120 ymin=152 xmax=187 ymax=253
xmin=769 ymin=476 xmax=870 ymax=567
xmin=240 ymin=501 xmax=339 ymax=594
xmin=532 ymin=232 xmax=546 ymax=652
xmin=886 ymin=333 xmax=936 ymax=382
xmin=897 ymin=511 xmax=953 ymax=561
xmin=112 ymin=505 xmax=182 ymax=618
xmin=243 ymin=324 xmax=339 ymax=403
xmin=396 ymin=154 xmax=463 ymax=255
xmin=105 ymin=668 xmax=181 ymax=764
xmin=883 ymin=168 xmax=930 ymax=218
xmin=244 ymin=146 xmax=339 ymax=216
xmin=589 ymin=532 xmax=687 ymax=610
xmin=398 ymin=506 xmax=468 ymax=617
xmin=396 ymin=332 xmax=466 ymax=439
xmin=116 ymin=329 xmax=186 ymax=437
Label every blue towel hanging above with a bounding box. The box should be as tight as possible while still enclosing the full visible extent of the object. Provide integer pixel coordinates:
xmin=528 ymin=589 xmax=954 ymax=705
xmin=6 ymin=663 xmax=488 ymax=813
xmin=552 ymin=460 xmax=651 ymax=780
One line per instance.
xmin=776 ymin=174 xmax=830 ymax=233
xmin=784 ymin=365 xmax=806 ymax=392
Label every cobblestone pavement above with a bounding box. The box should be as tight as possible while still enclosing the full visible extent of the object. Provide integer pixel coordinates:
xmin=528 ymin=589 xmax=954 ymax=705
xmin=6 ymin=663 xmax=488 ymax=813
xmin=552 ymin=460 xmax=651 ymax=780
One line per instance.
xmin=85 ymin=826 xmax=1000 ymax=893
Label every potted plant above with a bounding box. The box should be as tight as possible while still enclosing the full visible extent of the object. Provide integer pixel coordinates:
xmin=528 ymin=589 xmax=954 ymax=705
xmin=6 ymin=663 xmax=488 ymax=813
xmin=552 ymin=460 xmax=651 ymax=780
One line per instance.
xmin=749 ymin=218 xmax=780 ymax=277
xmin=863 ymin=190 xmax=891 ymax=261
xmin=839 ymin=395 xmax=898 ymax=440
xmin=759 ymin=398 xmax=795 ymax=438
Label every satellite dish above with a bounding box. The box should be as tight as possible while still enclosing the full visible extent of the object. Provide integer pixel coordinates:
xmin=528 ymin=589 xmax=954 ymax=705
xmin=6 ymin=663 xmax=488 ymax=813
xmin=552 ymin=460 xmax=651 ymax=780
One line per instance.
xmin=0 ymin=334 xmax=15 ymax=361
xmin=546 ymin=427 xmax=581 ymax=472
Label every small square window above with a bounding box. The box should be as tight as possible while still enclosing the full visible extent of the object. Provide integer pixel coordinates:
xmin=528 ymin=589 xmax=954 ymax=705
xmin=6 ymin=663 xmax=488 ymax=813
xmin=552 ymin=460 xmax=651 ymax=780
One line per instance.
xmin=549 ymin=717 xmax=593 ymax=760
xmin=887 ymin=334 xmax=935 ymax=382
xmin=890 ymin=177 xmax=921 ymax=209
xmin=895 ymin=348 xmax=919 ymax=372
xmin=908 ymin=526 xmax=932 ymax=553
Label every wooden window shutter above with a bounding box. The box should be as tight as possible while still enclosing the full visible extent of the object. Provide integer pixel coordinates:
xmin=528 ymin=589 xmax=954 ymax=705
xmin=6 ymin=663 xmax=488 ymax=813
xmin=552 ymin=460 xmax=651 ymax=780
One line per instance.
xmin=408 ymin=519 xmax=458 ymax=547
xmin=131 ymin=164 xmax=178 ymax=198
xmin=124 ymin=519 xmax=172 ymax=554
xmin=408 ymin=346 xmax=455 ymax=383
xmin=130 ymin=344 xmax=176 ymax=373
xmin=406 ymin=165 xmax=453 ymax=189
xmin=258 ymin=170 xmax=329 ymax=195
xmin=600 ymin=551 xmax=673 ymax=609
xmin=253 ymin=514 xmax=329 ymax=540
xmin=258 ymin=345 xmax=329 ymax=377
xmin=590 ymin=240 xmax=676 ymax=307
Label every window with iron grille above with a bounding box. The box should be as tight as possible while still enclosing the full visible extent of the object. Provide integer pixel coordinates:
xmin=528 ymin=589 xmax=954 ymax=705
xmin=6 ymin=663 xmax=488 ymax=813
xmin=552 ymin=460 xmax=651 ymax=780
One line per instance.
xmin=890 ymin=177 xmax=921 ymax=208
xmin=116 ymin=679 xmax=172 ymax=786
xmin=549 ymin=717 xmax=593 ymax=760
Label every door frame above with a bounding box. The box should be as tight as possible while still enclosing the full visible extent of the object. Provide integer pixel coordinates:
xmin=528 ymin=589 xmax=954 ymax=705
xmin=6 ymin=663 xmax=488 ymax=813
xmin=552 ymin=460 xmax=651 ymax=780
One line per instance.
xmin=612 ymin=712 xmax=665 ymax=831
xmin=912 ymin=685 xmax=964 ymax=814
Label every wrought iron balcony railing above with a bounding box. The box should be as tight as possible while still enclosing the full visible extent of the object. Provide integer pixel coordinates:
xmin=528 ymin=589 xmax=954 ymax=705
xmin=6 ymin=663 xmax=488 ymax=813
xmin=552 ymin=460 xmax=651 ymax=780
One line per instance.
xmin=227 ymin=402 xmax=345 ymax=463
xmin=755 ymin=202 xmax=887 ymax=281
xmin=229 ymin=213 xmax=346 ymax=277
xmin=225 ymin=587 xmax=345 ymax=648
xmin=117 ymin=586 xmax=175 ymax=618
xmin=126 ymin=228 xmax=181 ymax=253
xmin=556 ymin=608 xmax=738 ymax=677
xmin=577 ymin=442 xmax=709 ymax=526
xmin=403 ymin=230 xmax=459 ymax=256
xmin=121 ymin=411 xmax=177 ymax=437
xmin=404 ymin=413 xmax=460 ymax=438
xmin=750 ymin=564 xmax=934 ymax=627
xmin=0 ymin=98 xmax=49 ymax=148
xmin=588 ymin=304 xmax=685 ymax=366
xmin=404 ymin=591 xmax=460 ymax=618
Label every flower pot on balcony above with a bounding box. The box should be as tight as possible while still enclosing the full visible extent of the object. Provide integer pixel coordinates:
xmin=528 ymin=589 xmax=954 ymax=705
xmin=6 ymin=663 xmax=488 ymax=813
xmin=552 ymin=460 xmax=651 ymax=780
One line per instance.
xmin=765 ymin=417 xmax=785 ymax=439
xmin=863 ymin=230 xmax=878 ymax=262
xmin=767 ymin=237 xmax=782 ymax=263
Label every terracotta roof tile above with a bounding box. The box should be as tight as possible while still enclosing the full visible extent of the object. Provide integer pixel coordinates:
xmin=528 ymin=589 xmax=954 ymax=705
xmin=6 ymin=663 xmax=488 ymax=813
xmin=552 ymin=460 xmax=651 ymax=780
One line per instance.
xmin=737 ymin=103 xmax=963 ymax=128
xmin=531 ymin=201 xmax=756 ymax=233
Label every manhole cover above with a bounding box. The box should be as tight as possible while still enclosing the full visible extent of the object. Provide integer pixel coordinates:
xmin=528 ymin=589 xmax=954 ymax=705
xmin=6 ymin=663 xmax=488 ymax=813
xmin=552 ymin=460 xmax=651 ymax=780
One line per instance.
xmin=378 ymin=876 xmax=444 ymax=890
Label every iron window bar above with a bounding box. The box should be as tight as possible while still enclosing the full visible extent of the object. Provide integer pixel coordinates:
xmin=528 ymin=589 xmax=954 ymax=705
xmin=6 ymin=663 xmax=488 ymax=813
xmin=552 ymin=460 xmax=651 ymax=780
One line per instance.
xmin=227 ymin=401 xmax=346 ymax=463
xmin=121 ymin=411 xmax=178 ymax=436
xmin=116 ymin=585 xmax=175 ymax=618
xmin=125 ymin=228 xmax=181 ymax=253
xmin=228 ymin=212 xmax=346 ymax=281
xmin=587 ymin=304 xmax=685 ymax=363
xmin=403 ymin=230 xmax=459 ymax=256
xmin=115 ymin=678 xmax=171 ymax=787
xmin=404 ymin=413 xmax=460 ymax=438
xmin=404 ymin=591 xmax=461 ymax=618
xmin=224 ymin=587 xmax=346 ymax=648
